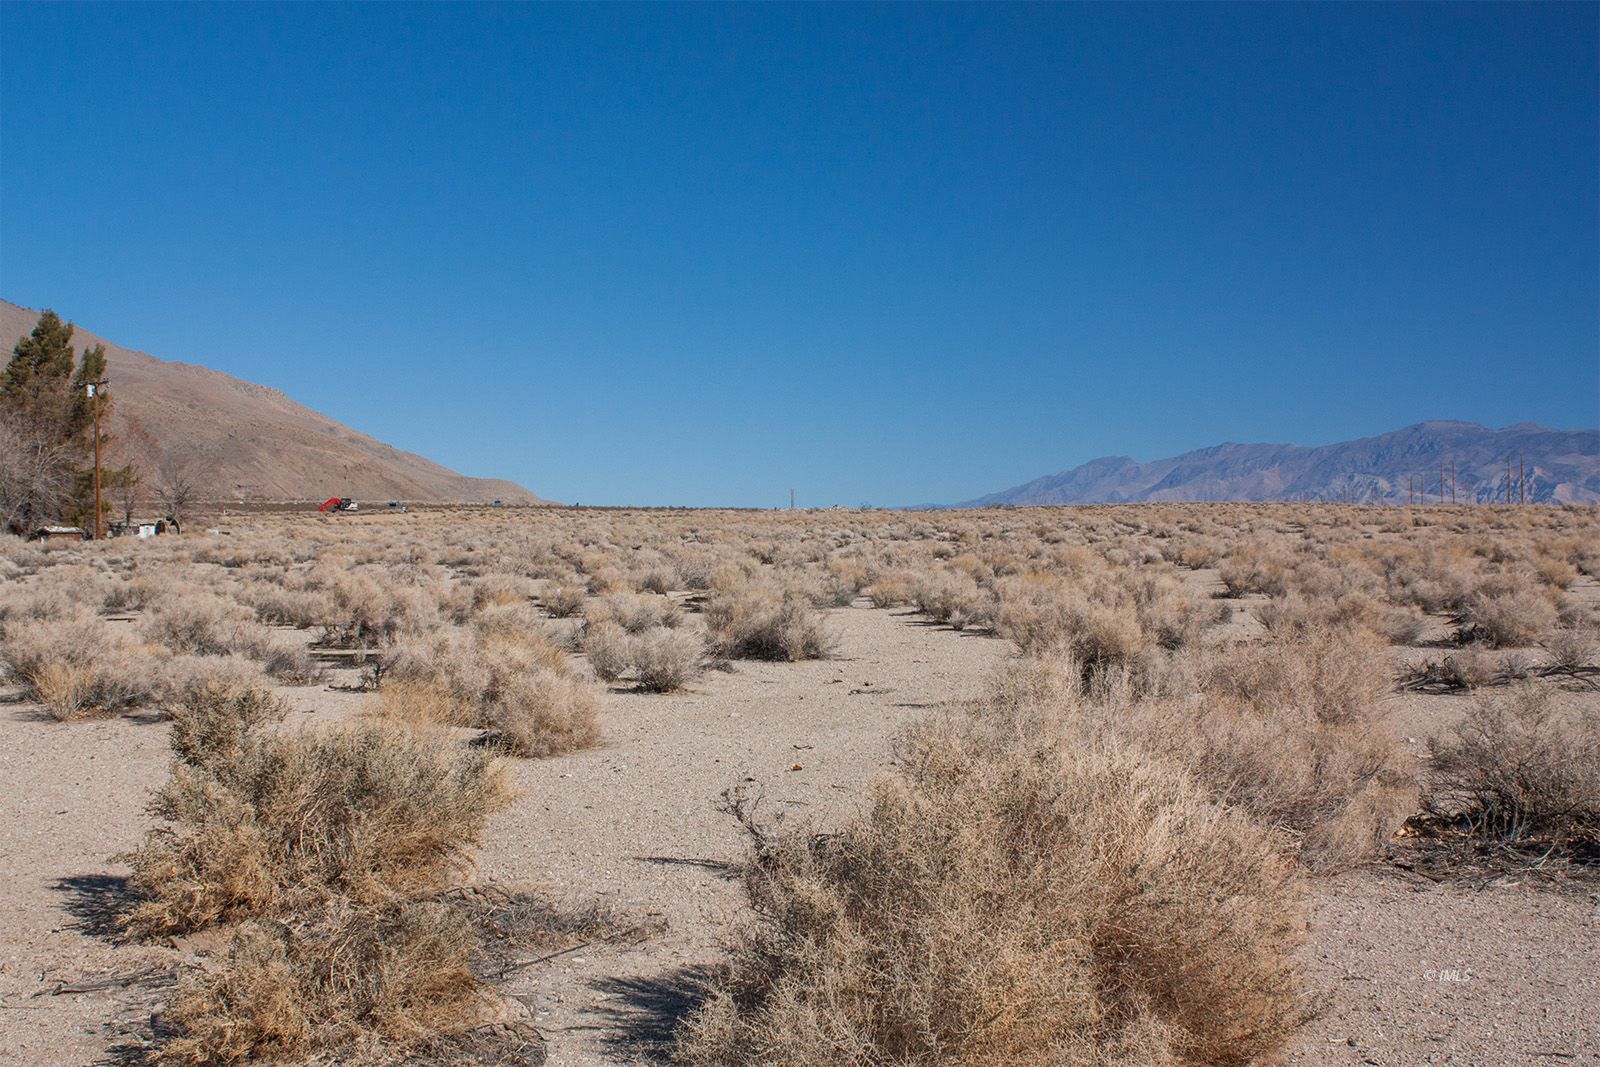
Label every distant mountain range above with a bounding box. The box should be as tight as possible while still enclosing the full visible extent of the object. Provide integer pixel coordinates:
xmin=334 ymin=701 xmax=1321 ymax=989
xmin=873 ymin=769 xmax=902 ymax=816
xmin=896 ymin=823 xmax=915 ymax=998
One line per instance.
xmin=1 ymin=300 xmax=549 ymax=504
xmin=949 ymin=421 xmax=1600 ymax=507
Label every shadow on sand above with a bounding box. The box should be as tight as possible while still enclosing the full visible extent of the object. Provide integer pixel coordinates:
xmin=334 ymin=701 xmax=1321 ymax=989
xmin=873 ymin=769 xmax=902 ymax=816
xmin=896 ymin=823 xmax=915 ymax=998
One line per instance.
xmin=589 ymin=964 xmax=719 ymax=1062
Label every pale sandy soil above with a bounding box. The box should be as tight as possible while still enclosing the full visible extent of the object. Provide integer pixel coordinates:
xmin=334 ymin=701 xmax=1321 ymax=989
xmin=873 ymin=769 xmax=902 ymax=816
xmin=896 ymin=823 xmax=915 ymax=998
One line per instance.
xmin=2 ymin=600 xmax=1597 ymax=1065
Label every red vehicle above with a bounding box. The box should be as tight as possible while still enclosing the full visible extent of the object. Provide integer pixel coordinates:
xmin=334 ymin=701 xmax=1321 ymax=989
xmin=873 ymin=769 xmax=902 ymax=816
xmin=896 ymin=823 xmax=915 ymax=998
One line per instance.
xmin=319 ymin=497 xmax=359 ymax=512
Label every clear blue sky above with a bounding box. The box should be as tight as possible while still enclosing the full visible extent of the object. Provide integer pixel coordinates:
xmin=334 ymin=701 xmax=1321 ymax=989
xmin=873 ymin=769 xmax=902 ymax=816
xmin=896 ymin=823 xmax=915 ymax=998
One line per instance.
xmin=2 ymin=3 xmax=1595 ymax=506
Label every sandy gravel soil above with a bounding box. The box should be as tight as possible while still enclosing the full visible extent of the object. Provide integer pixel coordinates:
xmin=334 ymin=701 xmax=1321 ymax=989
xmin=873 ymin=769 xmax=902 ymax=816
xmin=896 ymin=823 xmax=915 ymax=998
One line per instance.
xmin=2 ymin=601 xmax=1597 ymax=1065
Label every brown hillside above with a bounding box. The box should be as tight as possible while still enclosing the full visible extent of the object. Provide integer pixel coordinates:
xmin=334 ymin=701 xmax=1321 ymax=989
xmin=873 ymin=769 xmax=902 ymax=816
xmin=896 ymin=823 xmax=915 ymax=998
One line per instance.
xmin=1 ymin=300 xmax=551 ymax=505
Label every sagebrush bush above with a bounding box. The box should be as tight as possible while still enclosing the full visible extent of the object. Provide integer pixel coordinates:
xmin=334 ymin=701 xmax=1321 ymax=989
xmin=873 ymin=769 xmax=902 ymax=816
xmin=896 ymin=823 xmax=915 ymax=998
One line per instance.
xmin=541 ymin=578 xmax=588 ymax=618
xmin=583 ymin=620 xmax=633 ymax=682
xmin=125 ymin=716 xmax=512 ymax=936
xmin=2 ymin=617 xmax=162 ymax=719
xmin=157 ymin=900 xmax=486 ymax=1066
xmin=1426 ymin=684 xmax=1600 ymax=850
xmin=587 ymin=592 xmax=682 ymax=633
xmin=992 ymin=577 xmax=1151 ymax=676
xmin=678 ymin=711 xmax=1309 ymax=1065
xmin=165 ymin=683 xmax=289 ymax=767
xmin=1456 ymin=586 xmax=1558 ymax=648
xmin=143 ymin=592 xmax=280 ymax=660
xmin=1152 ymin=629 xmax=1414 ymax=869
xmin=631 ymin=626 xmax=705 ymax=692
xmin=484 ymin=668 xmax=602 ymax=757
xmin=705 ymin=583 xmax=831 ymax=661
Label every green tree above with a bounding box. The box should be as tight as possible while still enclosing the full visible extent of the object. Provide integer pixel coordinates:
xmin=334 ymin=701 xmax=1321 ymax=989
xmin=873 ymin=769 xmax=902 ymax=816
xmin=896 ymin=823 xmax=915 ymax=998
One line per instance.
xmin=1 ymin=310 xmax=132 ymax=532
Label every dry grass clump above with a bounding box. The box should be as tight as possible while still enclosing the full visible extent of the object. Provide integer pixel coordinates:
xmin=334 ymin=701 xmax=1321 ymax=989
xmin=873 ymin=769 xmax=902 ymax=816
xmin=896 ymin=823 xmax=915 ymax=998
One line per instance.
xmin=678 ymin=712 xmax=1308 ymax=1066
xmin=125 ymin=700 xmax=512 ymax=936
xmin=705 ymin=582 xmax=832 ymax=661
xmin=157 ymin=900 xmax=485 ymax=1066
xmin=1425 ymin=684 xmax=1600 ymax=852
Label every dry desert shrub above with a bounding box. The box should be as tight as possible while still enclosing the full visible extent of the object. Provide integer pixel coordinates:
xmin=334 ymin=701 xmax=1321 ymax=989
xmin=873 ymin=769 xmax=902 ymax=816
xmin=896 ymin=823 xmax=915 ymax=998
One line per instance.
xmin=2 ymin=617 xmax=162 ymax=719
xmin=992 ymin=577 xmax=1151 ymax=677
xmin=587 ymin=591 xmax=683 ymax=633
xmin=372 ymin=680 xmax=473 ymax=729
xmin=583 ymin=620 xmax=634 ymax=682
xmin=1455 ymin=586 xmax=1559 ymax=648
xmin=864 ymin=570 xmax=914 ymax=609
xmin=632 ymin=626 xmax=706 ymax=692
xmin=1217 ymin=547 xmax=1293 ymax=598
xmin=1425 ymin=684 xmax=1600 ymax=852
xmin=385 ymin=628 xmax=602 ymax=757
xmin=484 ymin=669 xmax=601 ymax=757
xmin=705 ymin=582 xmax=832 ymax=661
xmin=678 ymin=714 xmax=1308 ymax=1066
xmin=909 ymin=569 xmax=989 ymax=630
xmin=156 ymin=897 xmax=486 ymax=1066
xmin=1541 ymin=627 xmax=1599 ymax=676
xmin=582 ymin=620 xmax=704 ymax=692
xmin=1130 ymin=629 xmax=1414 ymax=869
xmin=240 ymin=579 xmax=335 ymax=629
xmin=541 ymin=576 xmax=589 ymax=618
xmin=142 ymin=592 xmax=279 ymax=660
xmin=448 ymin=572 xmax=540 ymax=620
xmin=164 ymin=683 xmax=290 ymax=767
xmin=125 ymin=709 xmax=512 ymax=937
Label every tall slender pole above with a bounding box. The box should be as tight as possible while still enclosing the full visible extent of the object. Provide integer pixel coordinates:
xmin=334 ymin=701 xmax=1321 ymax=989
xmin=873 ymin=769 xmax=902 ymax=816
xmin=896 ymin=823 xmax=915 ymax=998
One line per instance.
xmin=1519 ymin=454 xmax=1525 ymax=505
xmin=90 ymin=380 xmax=105 ymax=539
xmin=1507 ymin=456 xmax=1512 ymax=505
xmin=1439 ymin=460 xmax=1444 ymax=506
xmin=1450 ymin=460 xmax=1455 ymax=506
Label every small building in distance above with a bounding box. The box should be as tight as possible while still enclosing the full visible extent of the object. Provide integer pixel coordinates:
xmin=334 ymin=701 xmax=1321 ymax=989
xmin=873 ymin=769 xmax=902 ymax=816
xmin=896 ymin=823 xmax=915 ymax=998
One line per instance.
xmin=28 ymin=526 xmax=90 ymax=543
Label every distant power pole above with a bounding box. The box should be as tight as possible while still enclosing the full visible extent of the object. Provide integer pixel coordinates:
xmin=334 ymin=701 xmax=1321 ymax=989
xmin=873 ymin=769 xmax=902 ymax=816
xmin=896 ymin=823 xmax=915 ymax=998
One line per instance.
xmin=1519 ymin=454 xmax=1525 ymax=505
xmin=1507 ymin=456 xmax=1513 ymax=506
xmin=1439 ymin=461 xmax=1445 ymax=506
xmin=88 ymin=379 xmax=107 ymax=539
xmin=790 ymin=488 xmax=795 ymax=511
xmin=1450 ymin=460 xmax=1455 ymax=506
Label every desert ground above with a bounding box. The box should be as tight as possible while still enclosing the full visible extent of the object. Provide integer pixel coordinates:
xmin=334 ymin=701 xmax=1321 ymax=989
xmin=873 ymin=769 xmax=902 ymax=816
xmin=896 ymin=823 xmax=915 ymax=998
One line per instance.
xmin=1 ymin=503 xmax=1596 ymax=1066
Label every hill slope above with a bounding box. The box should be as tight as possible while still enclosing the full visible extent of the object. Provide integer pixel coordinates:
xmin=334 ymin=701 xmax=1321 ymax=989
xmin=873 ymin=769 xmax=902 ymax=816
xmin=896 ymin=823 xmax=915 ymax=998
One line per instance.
xmin=955 ymin=421 xmax=1600 ymax=507
xmin=1 ymin=300 xmax=550 ymax=504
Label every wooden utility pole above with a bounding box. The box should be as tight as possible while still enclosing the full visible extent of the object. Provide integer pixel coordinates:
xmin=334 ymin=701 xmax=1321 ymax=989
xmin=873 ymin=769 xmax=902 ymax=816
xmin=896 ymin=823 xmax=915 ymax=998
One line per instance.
xmin=1507 ymin=456 xmax=1512 ymax=505
xmin=1450 ymin=460 xmax=1455 ymax=506
xmin=89 ymin=379 xmax=107 ymax=539
xmin=1439 ymin=461 xmax=1444 ymax=506
xmin=790 ymin=488 xmax=795 ymax=511
xmin=1519 ymin=454 xmax=1526 ymax=505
